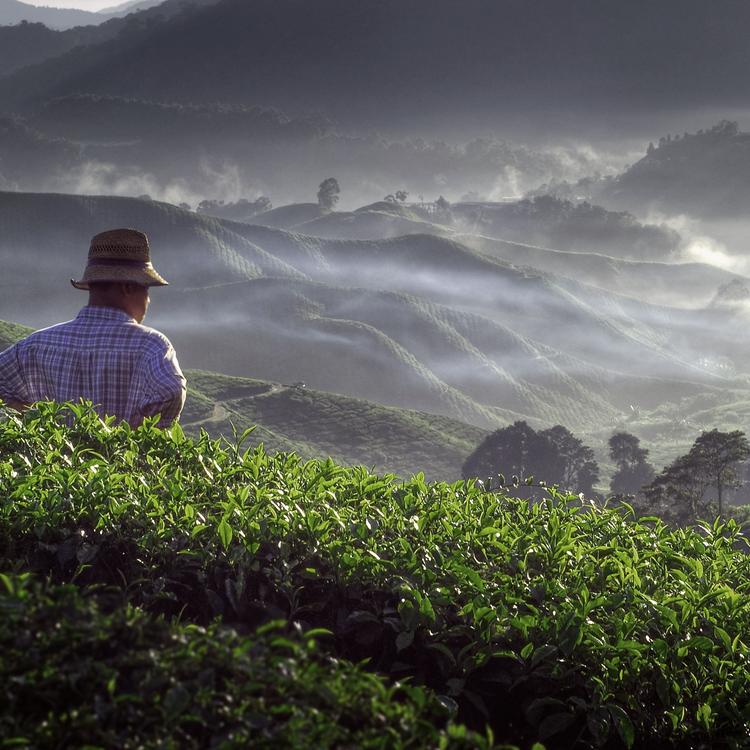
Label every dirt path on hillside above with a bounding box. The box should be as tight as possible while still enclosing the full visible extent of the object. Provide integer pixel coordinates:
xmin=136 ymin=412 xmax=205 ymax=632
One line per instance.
xmin=185 ymin=401 xmax=230 ymax=428
xmin=185 ymin=383 xmax=297 ymax=428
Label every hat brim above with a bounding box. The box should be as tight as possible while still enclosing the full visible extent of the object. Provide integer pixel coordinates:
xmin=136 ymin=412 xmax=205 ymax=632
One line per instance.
xmin=71 ymin=264 xmax=169 ymax=291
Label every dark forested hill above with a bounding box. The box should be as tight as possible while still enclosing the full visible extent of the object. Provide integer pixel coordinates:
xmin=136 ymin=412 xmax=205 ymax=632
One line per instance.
xmin=599 ymin=121 xmax=750 ymax=219
xmin=2 ymin=0 xmax=750 ymax=122
xmin=0 ymin=0 xmax=218 ymax=77
xmin=0 ymin=23 xmax=99 ymax=75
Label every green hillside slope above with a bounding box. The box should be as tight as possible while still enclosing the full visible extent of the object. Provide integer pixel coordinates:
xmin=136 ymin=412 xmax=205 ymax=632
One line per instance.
xmin=183 ymin=370 xmax=486 ymax=480
xmin=0 ymin=320 xmax=32 ymax=349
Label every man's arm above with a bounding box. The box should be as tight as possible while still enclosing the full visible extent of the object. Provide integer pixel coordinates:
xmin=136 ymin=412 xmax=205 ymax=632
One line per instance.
xmin=0 ymin=342 xmax=30 ymax=412
xmin=138 ymin=339 xmax=187 ymax=428
xmin=140 ymin=387 xmax=187 ymax=428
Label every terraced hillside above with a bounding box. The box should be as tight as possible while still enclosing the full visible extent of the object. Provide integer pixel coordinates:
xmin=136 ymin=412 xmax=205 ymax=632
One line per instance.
xmin=250 ymin=199 xmax=743 ymax=308
xmin=460 ymin=233 xmax=745 ymax=309
xmin=182 ymin=371 xmax=487 ymax=480
xmin=1 ymin=191 xmax=747 ymax=455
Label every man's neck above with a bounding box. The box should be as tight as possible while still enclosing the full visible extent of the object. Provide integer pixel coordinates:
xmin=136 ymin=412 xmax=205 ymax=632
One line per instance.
xmin=87 ymin=298 xmax=140 ymax=322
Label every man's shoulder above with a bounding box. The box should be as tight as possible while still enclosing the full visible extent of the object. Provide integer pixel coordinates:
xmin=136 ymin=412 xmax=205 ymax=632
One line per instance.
xmin=15 ymin=319 xmax=76 ymax=347
xmin=16 ymin=314 xmax=175 ymax=355
xmin=135 ymin=323 xmax=177 ymax=355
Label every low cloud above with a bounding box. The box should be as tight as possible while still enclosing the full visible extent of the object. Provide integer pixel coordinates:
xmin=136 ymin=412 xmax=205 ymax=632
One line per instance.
xmin=47 ymin=159 xmax=270 ymax=209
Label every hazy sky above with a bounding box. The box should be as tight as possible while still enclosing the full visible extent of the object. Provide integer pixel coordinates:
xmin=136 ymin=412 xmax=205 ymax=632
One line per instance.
xmin=22 ymin=0 xmax=115 ymax=9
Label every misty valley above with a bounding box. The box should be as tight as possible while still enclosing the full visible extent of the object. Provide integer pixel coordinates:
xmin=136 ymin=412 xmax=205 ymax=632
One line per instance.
xmin=2 ymin=136 xmax=750 ymax=486
xmin=5 ymin=1 xmax=750 ymax=748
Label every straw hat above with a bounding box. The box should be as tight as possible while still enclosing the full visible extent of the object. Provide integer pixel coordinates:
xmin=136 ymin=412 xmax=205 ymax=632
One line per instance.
xmin=70 ymin=228 xmax=169 ymax=290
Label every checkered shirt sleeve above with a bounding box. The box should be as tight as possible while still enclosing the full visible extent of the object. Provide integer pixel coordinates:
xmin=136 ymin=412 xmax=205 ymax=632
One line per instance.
xmin=0 ymin=342 xmax=29 ymax=405
xmin=139 ymin=341 xmax=187 ymax=427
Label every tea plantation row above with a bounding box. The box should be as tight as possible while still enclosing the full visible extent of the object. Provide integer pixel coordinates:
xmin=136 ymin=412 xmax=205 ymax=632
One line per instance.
xmin=3 ymin=403 xmax=750 ymax=748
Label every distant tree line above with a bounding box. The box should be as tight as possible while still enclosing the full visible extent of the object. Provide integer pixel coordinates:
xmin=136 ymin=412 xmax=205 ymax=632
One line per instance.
xmin=639 ymin=429 xmax=750 ymax=525
xmin=196 ymin=197 xmax=272 ymax=222
xmin=463 ymin=422 xmax=750 ymax=525
xmin=451 ymin=195 xmax=680 ymax=260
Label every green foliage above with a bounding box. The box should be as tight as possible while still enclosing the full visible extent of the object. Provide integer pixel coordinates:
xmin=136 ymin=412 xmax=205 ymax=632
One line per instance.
xmin=4 ymin=403 xmax=750 ymax=747
xmin=0 ymin=574 xmax=494 ymax=749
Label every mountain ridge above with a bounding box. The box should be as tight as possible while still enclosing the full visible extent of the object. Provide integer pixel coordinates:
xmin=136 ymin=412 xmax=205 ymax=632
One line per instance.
xmin=2 ymin=0 xmax=750 ymax=121
xmin=0 ymin=0 xmax=102 ymax=29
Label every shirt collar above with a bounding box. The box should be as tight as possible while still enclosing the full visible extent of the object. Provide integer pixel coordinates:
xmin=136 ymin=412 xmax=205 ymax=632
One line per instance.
xmin=77 ymin=305 xmax=136 ymax=323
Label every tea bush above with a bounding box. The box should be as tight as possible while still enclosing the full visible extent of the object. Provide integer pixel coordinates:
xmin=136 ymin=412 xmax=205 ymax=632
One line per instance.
xmin=3 ymin=403 xmax=750 ymax=748
xmin=0 ymin=573 xmax=496 ymax=749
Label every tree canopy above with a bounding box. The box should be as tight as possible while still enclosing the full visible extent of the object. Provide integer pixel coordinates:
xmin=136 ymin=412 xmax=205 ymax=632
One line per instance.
xmin=644 ymin=429 xmax=750 ymax=522
xmin=608 ymin=431 xmax=654 ymax=496
xmin=317 ymin=178 xmax=340 ymax=211
xmin=462 ymin=421 xmax=599 ymax=496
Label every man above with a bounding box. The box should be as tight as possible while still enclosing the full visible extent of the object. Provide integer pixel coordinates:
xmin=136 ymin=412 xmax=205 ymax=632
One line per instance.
xmin=0 ymin=228 xmax=186 ymax=427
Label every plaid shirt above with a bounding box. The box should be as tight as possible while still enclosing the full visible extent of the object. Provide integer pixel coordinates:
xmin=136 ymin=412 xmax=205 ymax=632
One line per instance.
xmin=0 ymin=306 xmax=186 ymax=427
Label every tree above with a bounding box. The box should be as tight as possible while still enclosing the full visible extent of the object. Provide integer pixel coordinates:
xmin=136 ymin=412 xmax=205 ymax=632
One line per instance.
xmin=644 ymin=429 xmax=749 ymax=521
xmin=462 ymin=421 xmax=547 ymax=489
xmin=196 ymin=197 xmax=272 ymax=221
xmin=317 ymin=177 xmax=340 ymax=211
xmin=384 ymin=190 xmax=408 ymax=204
xmin=435 ymin=195 xmax=451 ymax=212
xmin=608 ymin=432 xmax=654 ymax=496
xmin=689 ymin=429 xmax=749 ymax=516
xmin=538 ymin=425 xmax=599 ymax=496
xmin=462 ymin=421 xmax=599 ymax=496
xmin=643 ymin=453 xmax=708 ymax=525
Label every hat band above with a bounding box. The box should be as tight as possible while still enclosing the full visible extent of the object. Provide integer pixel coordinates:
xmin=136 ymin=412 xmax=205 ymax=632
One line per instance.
xmin=87 ymin=258 xmax=153 ymax=269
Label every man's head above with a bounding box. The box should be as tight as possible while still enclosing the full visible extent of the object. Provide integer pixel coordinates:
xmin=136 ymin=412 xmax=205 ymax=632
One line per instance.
xmin=71 ymin=229 xmax=168 ymax=311
xmin=88 ymin=281 xmax=150 ymax=323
